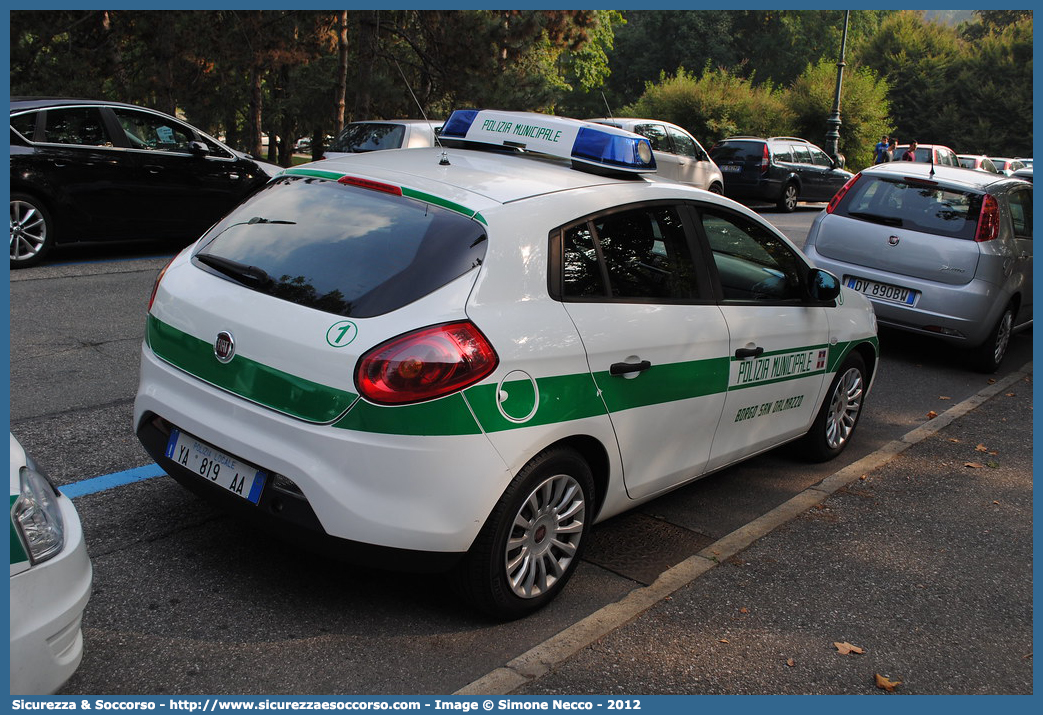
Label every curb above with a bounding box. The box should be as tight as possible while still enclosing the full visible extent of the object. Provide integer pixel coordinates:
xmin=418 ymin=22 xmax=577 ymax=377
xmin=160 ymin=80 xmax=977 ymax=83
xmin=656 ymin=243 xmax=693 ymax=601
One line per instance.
xmin=455 ymin=361 xmax=1033 ymax=695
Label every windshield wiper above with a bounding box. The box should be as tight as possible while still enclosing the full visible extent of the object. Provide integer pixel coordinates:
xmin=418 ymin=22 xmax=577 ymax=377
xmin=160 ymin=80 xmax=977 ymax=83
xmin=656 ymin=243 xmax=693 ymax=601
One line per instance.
xmin=847 ymin=211 xmax=903 ymax=227
xmin=247 ymin=216 xmax=296 ymax=225
xmin=196 ymin=253 xmax=274 ymax=290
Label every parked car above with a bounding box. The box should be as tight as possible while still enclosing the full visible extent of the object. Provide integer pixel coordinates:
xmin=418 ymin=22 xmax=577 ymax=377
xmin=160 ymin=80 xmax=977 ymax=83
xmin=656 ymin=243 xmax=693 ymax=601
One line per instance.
xmin=587 ymin=117 xmax=723 ymax=193
xmin=892 ymin=143 xmax=960 ymax=166
xmin=804 ymin=163 xmax=1032 ymax=372
xmin=135 ymin=110 xmax=878 ymax=619
xmin=1016 ymin=157 xmax=1032 ymax=168
xmin=10 ymin=97 xmax=280 ymax=268
xmin=323 ymin=119 xmax=443 ymax=159
xmin=9 ymin=433 xmax=92 ymax=694
xmin=709 ymin=136 xmax=853 ymax=212
xmin=957 ymin=154 xmax=1001 ymax=174
xmin=1011 ymin=167 xmax=1033 ymax=183
xmin=988 ymin=157 xmax=1027 ymax=176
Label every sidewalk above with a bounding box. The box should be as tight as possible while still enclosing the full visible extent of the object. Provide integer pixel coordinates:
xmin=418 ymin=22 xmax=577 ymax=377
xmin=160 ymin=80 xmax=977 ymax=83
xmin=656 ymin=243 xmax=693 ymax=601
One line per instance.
xmin=467 ymin=364 xmax=1033 ymax=695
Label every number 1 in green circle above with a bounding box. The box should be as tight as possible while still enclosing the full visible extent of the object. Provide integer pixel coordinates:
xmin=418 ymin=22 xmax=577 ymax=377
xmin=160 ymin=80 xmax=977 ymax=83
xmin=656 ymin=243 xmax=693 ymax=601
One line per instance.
xmin=326 ymin=320 xmax=358 ymax=348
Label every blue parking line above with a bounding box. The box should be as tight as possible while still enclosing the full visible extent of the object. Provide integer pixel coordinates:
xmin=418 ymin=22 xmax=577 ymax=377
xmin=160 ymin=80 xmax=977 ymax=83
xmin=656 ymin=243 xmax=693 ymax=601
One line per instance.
xmin=61 ymin=464 xmax=166 ymax=498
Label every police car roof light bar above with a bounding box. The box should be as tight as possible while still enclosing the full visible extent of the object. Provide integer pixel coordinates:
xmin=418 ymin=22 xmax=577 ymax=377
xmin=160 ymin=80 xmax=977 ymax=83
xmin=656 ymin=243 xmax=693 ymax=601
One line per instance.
xmin=441 ymin=109 xmax=656 ymax=174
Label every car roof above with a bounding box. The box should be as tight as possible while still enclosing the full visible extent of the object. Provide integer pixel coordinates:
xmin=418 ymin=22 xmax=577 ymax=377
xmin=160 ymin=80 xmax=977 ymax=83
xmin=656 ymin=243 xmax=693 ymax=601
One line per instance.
xmin=305 ymin=146 xmax=655 ymax=206
xmin=860 ymin=161 xmax=1014 ymax=190
xmin=587 ymin=117 xmax=686 ymax=131
xmin=10 ymin=96 xmax=149 ymax=113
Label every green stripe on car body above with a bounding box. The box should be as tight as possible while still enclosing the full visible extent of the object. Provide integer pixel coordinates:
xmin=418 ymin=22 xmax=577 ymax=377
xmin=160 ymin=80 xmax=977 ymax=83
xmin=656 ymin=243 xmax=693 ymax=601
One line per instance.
xmin=280 ymin=168 xmax=488 ymax=225
xmin=147 ymin=315 xmax=357 ymax=424
xmin=148 ymin=315 xmax=876 ymax=438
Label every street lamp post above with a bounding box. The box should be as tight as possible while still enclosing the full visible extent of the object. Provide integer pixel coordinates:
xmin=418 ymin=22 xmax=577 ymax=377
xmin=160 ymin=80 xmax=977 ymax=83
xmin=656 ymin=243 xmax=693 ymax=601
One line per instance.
xmin=824 ymin=10 xmax=850 ymax=164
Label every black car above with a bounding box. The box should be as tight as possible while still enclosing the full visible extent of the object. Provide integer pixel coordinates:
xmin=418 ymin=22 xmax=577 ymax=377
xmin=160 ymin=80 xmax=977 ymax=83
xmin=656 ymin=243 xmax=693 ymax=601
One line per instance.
xmin=709 ymin=136 xmax=853 ymax=212
xmin=10 ymin=97 xmax=279 ymax=267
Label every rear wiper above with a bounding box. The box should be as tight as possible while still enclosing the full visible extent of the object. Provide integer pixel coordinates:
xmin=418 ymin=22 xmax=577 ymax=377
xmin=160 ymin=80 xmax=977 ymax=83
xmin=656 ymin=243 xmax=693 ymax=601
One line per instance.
xmin=196 ymin=253 xmax=274 ymax=290
xmin=247 ymin=216 xmax=296 ymax=225
xmin=847 ymin=211 xmax=903 ymax=227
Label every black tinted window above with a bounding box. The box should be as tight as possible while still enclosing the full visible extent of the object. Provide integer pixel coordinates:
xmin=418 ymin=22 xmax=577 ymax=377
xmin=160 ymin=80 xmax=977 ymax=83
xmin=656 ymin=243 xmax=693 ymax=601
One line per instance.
xmin=41 ymin=107 xmax=112 ymax=146
xmin=561 ymin=205 xmax=699 ymax=301
xmin=701 ymin=209 xmax=803 ymax=302
xmin=329 ymin=123 xmax=406 ymax=153
xmin=10 ymin=111 xmax=37 ymax=141
xmin=194 ymin=176 xmax=487 ymax=317
xmin=1009 ymin=188 xmax=1032 ymax=238
xmin=833 ymin=175 xmax=985 ymax=240
xmin=710 ymin=141 xmax=765 ymax=165
xmin=113 ymin=108 xmax=195 ymax=152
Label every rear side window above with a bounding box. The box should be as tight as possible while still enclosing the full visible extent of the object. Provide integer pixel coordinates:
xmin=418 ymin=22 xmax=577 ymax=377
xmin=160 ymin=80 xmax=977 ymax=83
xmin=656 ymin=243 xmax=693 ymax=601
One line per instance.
xmin=193 ymin=176 xmax=487 ymax=318
xmin=833 ymin=175 xmax=985 ymax=240
xmin=1008 ymin=188 xmax=1032 ymax=238
xmin=559 ymin=204 xmax=701 ymax=301
xmin=41 ymin=107 xmax=112 ymax=146
xmin=329 ymin=123 xmax=406 ymax=153
xmin=10 ymin=111 xmax=38 ymax=141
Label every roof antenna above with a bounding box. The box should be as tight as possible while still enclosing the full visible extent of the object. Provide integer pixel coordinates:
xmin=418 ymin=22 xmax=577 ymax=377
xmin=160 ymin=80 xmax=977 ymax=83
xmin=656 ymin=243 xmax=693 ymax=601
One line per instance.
xmin=601 ymin=91 xmax=614 ymax=122
xmin=393 ymin=57 xmax=447 ymax=164
xmin=929 ymin=145 xmax=935 ymax=178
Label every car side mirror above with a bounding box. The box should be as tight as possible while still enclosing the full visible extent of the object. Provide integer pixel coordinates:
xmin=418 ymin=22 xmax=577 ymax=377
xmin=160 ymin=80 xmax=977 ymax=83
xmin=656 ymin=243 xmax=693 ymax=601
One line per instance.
xmin=187 ymin=141 xmax=210 ymax=157
xmin=807 ymin=268 xmax=841 ymax=302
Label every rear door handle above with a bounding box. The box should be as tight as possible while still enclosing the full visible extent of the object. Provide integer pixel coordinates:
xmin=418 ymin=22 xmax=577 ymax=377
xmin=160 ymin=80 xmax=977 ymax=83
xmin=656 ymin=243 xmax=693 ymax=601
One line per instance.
xmin=734 ymin=346 xmax=764 ymax=359
xmin=610 ymin=360 xmax=651 ymax=376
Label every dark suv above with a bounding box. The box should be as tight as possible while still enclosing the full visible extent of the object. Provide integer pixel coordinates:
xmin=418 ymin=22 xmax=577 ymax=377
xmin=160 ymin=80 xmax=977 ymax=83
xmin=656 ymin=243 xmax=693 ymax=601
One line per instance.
xmin=710 ymin=136 xmax=853 ymax=212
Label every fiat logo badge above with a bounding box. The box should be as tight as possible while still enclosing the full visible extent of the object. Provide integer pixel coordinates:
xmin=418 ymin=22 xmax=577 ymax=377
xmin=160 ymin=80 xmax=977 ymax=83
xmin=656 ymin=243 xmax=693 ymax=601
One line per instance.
xmin=888 ymin=235 xmax=901 ymax=246
xmin=214 ymin=331 xmax=235 ymax=363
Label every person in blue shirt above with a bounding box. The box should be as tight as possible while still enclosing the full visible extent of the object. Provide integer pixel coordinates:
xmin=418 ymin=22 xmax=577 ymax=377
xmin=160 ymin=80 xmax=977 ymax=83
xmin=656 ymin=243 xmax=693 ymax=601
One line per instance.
xmin=874 ymin=135 xmax=891 ymax=164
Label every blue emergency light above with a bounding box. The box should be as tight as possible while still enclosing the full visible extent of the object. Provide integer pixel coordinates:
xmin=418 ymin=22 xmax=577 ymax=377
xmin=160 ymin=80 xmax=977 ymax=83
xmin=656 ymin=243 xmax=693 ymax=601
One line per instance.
xmin=441 ymin=109 xmax=656 ymax=174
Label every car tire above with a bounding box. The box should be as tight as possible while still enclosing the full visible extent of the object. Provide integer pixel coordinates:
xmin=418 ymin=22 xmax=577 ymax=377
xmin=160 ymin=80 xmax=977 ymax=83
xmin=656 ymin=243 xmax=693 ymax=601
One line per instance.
xmin=796 ymin=352 xmax=867 ymax=462
xmin=969 ymin=303 xmax=1014 ymax=374
xmin=708 ymin=182 xmax=724 ymax=195
xmin=776 ymin=182 xmax=799 ymax=212
xmin=10 ymin=193 xmax=55 ymax=268
xmin=454 ymin=447 xmax=593 ymax=620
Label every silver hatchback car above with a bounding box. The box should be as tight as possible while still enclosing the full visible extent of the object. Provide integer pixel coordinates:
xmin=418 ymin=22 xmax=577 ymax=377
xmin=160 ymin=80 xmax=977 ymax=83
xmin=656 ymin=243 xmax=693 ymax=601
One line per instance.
xmin=804 ymin=163 xmax=1032 ymax=372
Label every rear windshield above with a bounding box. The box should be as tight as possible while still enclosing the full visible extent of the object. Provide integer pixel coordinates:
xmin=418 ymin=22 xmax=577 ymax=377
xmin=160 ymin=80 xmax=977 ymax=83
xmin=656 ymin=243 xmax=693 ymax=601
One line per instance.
xmin=709 ymin=141 xmax=764 ymax=164
xmin=193 ymin=175 xmax=487 ymax=317
xmin=833 ymin=174 xmax=985 ymax=240
xmin=328 ymin=123 xmax=406 ymax=153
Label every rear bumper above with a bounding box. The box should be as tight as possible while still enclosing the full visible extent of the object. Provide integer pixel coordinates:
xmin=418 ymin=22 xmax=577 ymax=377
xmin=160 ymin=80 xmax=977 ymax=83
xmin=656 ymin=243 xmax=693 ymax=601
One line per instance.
xmin=134 ymin=346 xmax=514 ymax=561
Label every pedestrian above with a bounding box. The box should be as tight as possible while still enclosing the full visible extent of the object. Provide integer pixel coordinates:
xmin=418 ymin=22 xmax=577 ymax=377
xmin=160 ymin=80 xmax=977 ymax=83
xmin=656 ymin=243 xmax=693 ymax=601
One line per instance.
xmin=900 ymin=140 xmax=918 ymax=161
xmin=874 ymin=135 xmax=891 ymax=164
xmin=887 ymin=136 xmax=898 ymax=161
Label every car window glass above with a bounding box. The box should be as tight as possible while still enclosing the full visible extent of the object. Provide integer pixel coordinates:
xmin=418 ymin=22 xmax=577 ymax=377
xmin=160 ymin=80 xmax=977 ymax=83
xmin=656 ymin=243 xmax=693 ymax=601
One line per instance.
xmin=834 ymin=175 xmax=984 ymax=240
xmin=665 ymin=127 xmax=697 ymax=158
xmin=195 ymin=176 xmax=488 ymax=318
xmin=982 ymin=158 xmax=998 ymax=173
xmin=1008 ymin=188 xmax=1032 ymax=239
xmin=790 ymin=145 xmax=812 ymax=164
xmin=10 ymin=111 xmax=38 ymax=141
xmin=196 ymin=134 xmax=235 ymax=160
xmin=959 ymin=157 xmax=975 ymax=169
xmin=329 ymin=123 xmax=406 ymax=152
xmin=113 ymin=108 xmax=195 ymax=152
xmin=700 ymin=208 xmax=803 ymax=302
xmin=809 ymin=147 xmax=833 ymax=167
xmin=634 ymin=124 xmax=669 ymax=152
xmin=41 ymin=107 xmax=113 ymax=146
xmin=562 ymin=223 xmax=607 ymax=298
xmin=772 ymin=144 xmax=793 ymax=163
xmin=562 ymin=205 xmax=698 ymax=301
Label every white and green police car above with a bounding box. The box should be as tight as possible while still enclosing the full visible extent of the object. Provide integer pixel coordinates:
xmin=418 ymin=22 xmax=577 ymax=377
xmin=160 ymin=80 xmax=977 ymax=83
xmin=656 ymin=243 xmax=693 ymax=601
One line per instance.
xmin=134 ymin=110 xmax=878 ymax=619
xmin=10 ymin=434 xmax=92 ymax=694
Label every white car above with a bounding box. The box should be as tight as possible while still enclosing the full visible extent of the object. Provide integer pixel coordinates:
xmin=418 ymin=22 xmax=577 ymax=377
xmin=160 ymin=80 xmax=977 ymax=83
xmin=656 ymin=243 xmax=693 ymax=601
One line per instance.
xmin=9 ymin=434 xmax=92 ymax=694
xmin=323 ymin=119 xmax=443 ymax=159
xmin=588 ymin=117 xmax=724 ymax=193
xmin=135 ymin=110 xmax=878 ymax=619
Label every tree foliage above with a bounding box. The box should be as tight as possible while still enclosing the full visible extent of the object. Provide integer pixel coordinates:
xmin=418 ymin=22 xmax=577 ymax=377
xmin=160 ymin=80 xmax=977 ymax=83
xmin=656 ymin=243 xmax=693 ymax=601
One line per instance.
xmin=9 ymin=9 xmax=1032 ymax=165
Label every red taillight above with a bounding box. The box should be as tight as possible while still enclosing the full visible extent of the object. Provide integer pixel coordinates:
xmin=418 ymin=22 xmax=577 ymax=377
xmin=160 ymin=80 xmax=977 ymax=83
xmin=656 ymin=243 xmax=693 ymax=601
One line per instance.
xmin=355 ymin=321 xmax=499 ymax=405
xmin=760 ymin=143 xmax=770 ymax=175
xmin=148 ymin=256 xmax=177 ymax=312
xmin=975 ymin=194 xmax=1000 ymax=242
xmin=826 ymin=172 xmax=862 ymax=214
